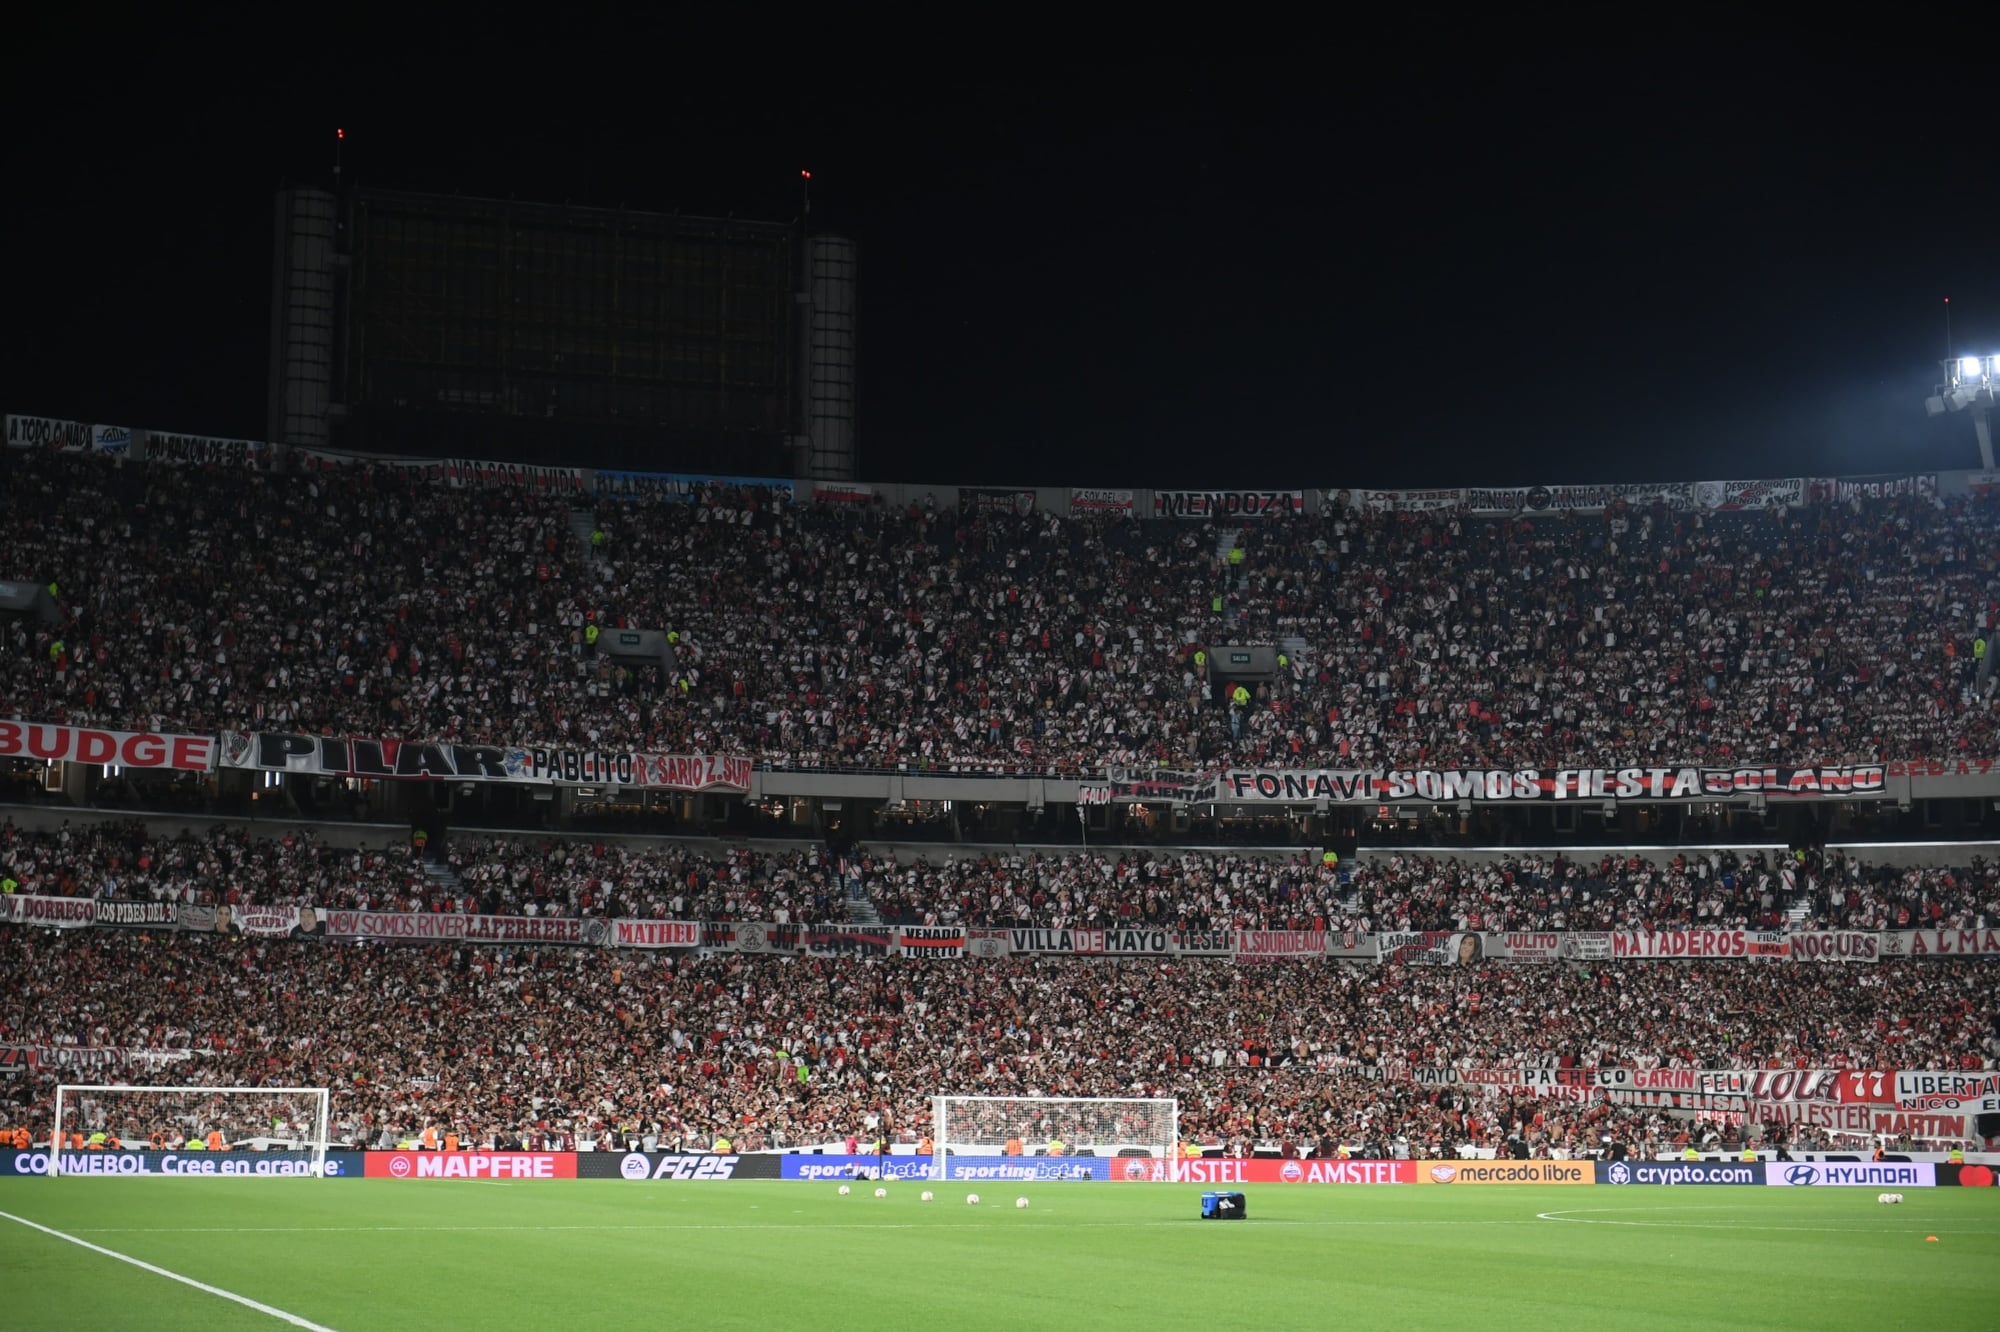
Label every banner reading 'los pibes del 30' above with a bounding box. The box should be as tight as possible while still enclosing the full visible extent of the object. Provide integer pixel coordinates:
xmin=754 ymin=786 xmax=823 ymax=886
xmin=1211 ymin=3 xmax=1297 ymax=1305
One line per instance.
xmin=218 ymin=731 xmax=749 ymax=793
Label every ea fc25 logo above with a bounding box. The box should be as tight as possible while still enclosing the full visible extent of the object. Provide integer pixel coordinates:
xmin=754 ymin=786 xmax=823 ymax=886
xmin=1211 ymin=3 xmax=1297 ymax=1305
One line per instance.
xmin=621 ymin=1153 xmax=651 ymax=1180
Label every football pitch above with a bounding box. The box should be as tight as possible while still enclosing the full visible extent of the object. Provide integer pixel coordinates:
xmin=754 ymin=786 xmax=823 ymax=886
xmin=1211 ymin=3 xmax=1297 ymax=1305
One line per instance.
xmin=1 ymin=1180 xmax=1995 ymax=1330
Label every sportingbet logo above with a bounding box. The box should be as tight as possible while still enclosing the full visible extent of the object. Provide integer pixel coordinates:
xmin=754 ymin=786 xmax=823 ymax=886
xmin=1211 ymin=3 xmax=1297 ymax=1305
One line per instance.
xmin=619 ymin=1153 xmax=740 ymax=1181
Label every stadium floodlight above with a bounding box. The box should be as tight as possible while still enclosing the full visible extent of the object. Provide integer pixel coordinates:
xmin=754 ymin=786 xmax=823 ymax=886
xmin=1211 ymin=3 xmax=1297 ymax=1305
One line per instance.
xmin=1929 ymin=356 xmax=1998 ymax=469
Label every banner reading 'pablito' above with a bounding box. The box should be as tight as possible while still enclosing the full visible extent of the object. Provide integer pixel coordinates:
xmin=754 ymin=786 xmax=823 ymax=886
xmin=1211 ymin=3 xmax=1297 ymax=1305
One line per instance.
xmin=217 ymin=732 xmax=748 ymax=793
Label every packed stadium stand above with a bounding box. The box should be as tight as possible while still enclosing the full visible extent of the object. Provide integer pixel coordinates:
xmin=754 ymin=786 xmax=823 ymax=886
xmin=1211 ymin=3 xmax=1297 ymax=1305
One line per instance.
xmin=2 ymin=433 xmax=1996 ymax=1170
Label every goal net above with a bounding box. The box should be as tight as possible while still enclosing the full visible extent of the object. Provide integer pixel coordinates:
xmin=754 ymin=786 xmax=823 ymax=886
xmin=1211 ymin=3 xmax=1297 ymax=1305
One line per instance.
xmin=932 ymin=1096 xmax=1177 ymax=1179
xmin=51 ymin=1085 xmax=331 ymax=1176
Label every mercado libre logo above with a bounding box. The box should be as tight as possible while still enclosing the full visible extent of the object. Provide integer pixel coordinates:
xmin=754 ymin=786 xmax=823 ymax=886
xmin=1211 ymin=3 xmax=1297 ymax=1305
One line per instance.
xmin=1430 ymin=1166 xmax=1457 ymax=1183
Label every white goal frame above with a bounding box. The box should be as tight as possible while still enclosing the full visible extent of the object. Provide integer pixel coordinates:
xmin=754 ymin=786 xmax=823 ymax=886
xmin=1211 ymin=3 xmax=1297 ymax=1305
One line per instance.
xmin=51 ymin=1084 xmax=331 ymax=1176
xmin=931 ymin=1095 xmax=1178 ymax=1181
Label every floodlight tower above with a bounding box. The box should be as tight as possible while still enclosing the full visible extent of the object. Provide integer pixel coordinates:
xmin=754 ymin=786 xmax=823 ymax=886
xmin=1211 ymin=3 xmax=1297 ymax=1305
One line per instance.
xmin=1925 ymin=354 xmax=2000 ymax=469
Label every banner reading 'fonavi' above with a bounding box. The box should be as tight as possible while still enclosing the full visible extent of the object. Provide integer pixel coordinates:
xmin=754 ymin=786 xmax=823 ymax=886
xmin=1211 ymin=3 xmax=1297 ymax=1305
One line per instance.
xmin=1207 ymin=764 xmax=1889 ymax=805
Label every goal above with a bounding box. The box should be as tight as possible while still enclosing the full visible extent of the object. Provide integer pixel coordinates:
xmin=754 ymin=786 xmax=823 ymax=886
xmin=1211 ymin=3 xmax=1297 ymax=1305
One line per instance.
xmin=931 ymin=1096 xmax=1177 ymax=1179
xmin=51 ymin=1085 xmax=331 ymax=1176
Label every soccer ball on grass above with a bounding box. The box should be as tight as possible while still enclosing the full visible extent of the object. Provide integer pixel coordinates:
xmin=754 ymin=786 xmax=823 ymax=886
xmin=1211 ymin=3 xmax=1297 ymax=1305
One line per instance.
xmin=1015 ymin=1197 xmax=1030 ymax=1209
xmin=837 ymin=1185 xmax=850 ymax=1196
xmin=921 ymin=1190 xmax=934 ymax=1202
xmin=965 ymin=1193 xmax=980 ymax=1205
xmin=874 ymin=1187 xmax=888 ymax=1198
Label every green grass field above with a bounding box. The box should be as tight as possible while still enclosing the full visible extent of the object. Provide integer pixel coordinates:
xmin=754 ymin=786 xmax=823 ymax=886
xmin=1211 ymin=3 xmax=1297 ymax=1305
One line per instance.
xmin=1 ymin=1180 xmax=1995 ymax=1330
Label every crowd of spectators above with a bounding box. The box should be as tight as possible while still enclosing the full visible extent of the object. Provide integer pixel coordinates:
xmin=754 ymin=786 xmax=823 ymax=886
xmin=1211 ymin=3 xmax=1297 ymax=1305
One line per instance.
xmin=7 ymin=451 xmax=2000 ymax=774
xmin=7 ymin=818 xmax=1999 ymax=933
xmin=0 ymin=807 xmax=1987 ymax=934
xmin=0 ymin=933 xmax=1992 ymax=1158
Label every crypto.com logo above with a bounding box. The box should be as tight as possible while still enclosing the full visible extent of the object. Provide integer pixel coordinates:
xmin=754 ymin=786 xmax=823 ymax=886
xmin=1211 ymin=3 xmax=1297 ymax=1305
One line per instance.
xmin=1607 ymin=1163 xmax=1632 ymax=1185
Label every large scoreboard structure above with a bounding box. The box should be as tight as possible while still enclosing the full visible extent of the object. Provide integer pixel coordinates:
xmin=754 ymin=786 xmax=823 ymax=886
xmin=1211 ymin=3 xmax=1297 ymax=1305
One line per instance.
xmin=268 ymin=185 xmax=855 ymax=478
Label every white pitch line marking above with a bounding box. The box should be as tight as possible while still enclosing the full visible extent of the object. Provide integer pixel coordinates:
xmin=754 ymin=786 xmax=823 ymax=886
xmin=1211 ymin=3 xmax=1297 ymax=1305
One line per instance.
xmin=69 ymin=1218 xmax=1526 ymax=1236
xmin=0 ymin=1209 xmax=338 ymax=1331
xmin=1535 ymin=1207 xmax=1996 ymax=1235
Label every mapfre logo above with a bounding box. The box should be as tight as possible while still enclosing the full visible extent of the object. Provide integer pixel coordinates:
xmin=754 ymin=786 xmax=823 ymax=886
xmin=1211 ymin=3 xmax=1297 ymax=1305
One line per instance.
xmin=389 ymin=1155 xmax=412 ymax=1178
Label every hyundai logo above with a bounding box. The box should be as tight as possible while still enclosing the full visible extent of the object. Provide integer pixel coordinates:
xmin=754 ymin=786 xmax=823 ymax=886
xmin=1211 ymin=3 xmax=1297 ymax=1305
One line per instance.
xmin=1785 ymin=1166 xmax=1819 ymax=1186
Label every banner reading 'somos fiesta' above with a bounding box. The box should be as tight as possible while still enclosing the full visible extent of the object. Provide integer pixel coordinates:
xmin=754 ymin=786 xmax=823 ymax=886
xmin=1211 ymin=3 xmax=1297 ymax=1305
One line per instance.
xmin=1208 ymin=764 xmax=1889 ymax=805
xmin=218 ymin=731 xmax=748 ymax=793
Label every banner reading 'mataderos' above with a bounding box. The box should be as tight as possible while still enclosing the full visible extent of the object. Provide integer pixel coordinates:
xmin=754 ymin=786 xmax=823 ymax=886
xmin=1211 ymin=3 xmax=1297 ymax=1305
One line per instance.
xmin=218 ymin=731 xmax=749 ymax=793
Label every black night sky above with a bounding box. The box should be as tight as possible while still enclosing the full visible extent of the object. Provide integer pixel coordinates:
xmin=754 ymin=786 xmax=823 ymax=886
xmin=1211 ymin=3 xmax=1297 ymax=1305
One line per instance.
xmin=6 ymin=21 xmax=1996 ymax=489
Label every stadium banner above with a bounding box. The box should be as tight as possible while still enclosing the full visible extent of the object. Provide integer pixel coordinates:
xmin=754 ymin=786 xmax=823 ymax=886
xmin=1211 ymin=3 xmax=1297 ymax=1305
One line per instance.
xmin=5 ymin=414 xmax=95 ymax=451
xmin=812 ymin=481 xmax=874 ymax=505
xmin=0 ymin=896 xmax=98 ymax=929
xmin=1487 ymin=932 xmax=1563 ymax=964
xmin=0 ymin=1045 xmax=193 ymax=1074
xmin=1235 ymin=930 xmax=1327 ymax=961
xmin=960 ymin=487 xmax=1037 ymax=516
xmin=89 ymin=900 xmax=179 ymax=929
xmin=321 ymin=911 xmax=607 ymax=947
xmin=1695 ymin=478 xmax=1806 ymax=510
xmin=593 ymin=470 xmax=795 ymax=502
xmin=1415 ymin=1160 xmax=1592 ymax=1185
xmin=609 ymin=920 xmax=700 ymax=950
xmin=897 ymin=926 xmax=965 ymax=958
xmin=1323 ymin=931 xmax=1378 ymax=961
xmin=1786 ymin=931 xmax=1881 ymax=963
xmin=232 ymin=907 xmax=304 ymax=938
xmin=804 ymin=925 xmax=896 ymax=958
xmin=0 ymin=720 xmax=215 ymax=772
xmin=781 ymin=1155 xmax=938 ymax=1182
xmin=1764 ymin=1162 xmax=1936 ymax=1188
xmin=1832 ymin=475 xmax=1936 ymax=502
xmin=942 ymin=1155 xmax=1112 ymax=1182
xmin=0 ymin=1150 xmax=363 ymax=1178
xmin=1325 ymin=487 xmax=1464 ymax=514
xmin=1560 ymin=932 xmax=1614 ymax=961
xmin=1378 ymin=931 xmax=1451 ymax=965
xmin=1174 ymin=930 xmax=1237 ymax=957
xmin=966 ymin=928 xmax=1011 ymax=959
xmin=1112 ymin=1157 xmax=1414 ymax=1185
xmin=1075 ymin=774 xmax=1207 ymax=804
xmin=584 ymin=1152 xmax=778 ymax=1181
xmin=703 ymin=921 xmax=799 ymax=954
xmin=1893 ymin=1072 xmax=2000 ymax=1111
xmin=216 ymin=731 xmax=750 ymax=793
xmin=1151 ymin=489 xmax=1303 ymax=519
xmin=1069 ymin=487 xmax=1134 ymax=513
xmin=364 ymin=1151 xmax=578 ymax=1180
xmin=1596 ymin=1161 xmax=1764 ymax=1186
xmin=1210 ymin=764 xmax=1888 ymax=805
xmin=1610 ymin=930 xmax=1790 ymax=960
xmin=142 ymin=429 xmax=272 ymax=469
xmin=1880 ymin=929 xmax=2000 ymax=958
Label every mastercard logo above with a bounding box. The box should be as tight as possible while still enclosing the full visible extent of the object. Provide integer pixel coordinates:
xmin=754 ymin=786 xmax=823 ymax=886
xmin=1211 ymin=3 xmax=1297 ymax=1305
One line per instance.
xmin=1960 ymin=1165 xmax=1995 ymax=1188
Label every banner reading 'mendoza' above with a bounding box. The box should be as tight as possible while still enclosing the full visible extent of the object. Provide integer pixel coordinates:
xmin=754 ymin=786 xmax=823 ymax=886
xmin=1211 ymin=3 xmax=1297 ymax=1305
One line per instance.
xmin=218 ymin=731 xmax=748 ymax=792
xmin=1211 ymin=764 xmax=1888 ymax=805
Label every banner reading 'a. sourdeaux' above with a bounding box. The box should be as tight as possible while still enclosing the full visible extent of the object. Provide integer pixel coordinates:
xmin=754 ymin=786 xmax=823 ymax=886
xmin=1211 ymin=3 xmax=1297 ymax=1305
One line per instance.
xmin=1209 ymin=764 xmax=1889 ymax=805
xmin=217 ymin=731 xmax=749 ymax=793
xmin=0 ymin=721 xmax=215 ymax=772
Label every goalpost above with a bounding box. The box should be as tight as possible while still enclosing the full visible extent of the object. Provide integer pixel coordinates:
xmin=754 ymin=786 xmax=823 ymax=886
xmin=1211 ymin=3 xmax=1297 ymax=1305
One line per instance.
xmin=932 ymin=1096 xmax=1177 ymax=1180
xmin=50 ymin=1085 xmax=332 ymax=1176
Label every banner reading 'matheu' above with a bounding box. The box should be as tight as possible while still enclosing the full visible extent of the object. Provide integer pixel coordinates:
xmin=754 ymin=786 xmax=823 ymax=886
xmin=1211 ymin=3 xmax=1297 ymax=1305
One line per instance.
xmin=219 ymin=731 xmax=749 ymax=792
xmin=1209 ymin=764 xmax=1888 ymax=805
